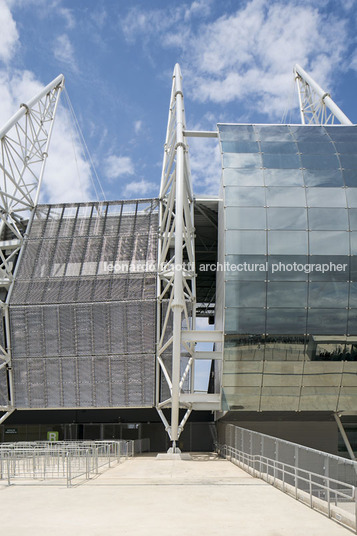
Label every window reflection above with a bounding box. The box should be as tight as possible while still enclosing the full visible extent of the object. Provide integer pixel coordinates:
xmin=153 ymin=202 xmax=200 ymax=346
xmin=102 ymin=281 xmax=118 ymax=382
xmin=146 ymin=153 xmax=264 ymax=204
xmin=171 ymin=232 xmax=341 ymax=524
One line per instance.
xmin=303 ymin=169 xmax=344 ymax=187
xmin=309 ymin=281 xmax=349 ymax=308
xmin=268 ymin=231 xmax=307 ymax=254
xmin=309 ymin=231 xmax=349 ymax=255
xmin=268 ymin=208 xmax=307 ymax=229
xmin=226 ymin=230 xmax=266 ymax=254
xmin=225 ymin=186 xmax=266 ymax=206
xmin=223 ymin=153 xmax=262 ymax=169
xmin=224 ymin=168 xmax=264 ymax=186
xmin=267 ymin=187 xmax=306 ymax=207
xmin=264 ymin=169 xmax=303 ymax=186
xmin=307 ymin=188 xmax=346 ymax=207
xmin=221 ymin=141 xmax=259 ymax=153
xmin=226 ymin=207 xmax=266 ymax=229
xmin=308 ymin=208 xmax=348 ymax=230
xmin=263 ymin=153 xmax=300 ymax=169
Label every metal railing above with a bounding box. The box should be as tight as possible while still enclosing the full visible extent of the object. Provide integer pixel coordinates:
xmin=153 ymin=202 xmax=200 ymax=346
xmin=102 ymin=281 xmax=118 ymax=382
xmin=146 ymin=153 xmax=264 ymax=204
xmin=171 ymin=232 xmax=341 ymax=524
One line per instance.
xmin=0 ymin=440 xmax=137 ymax=487
xmin=216 ymin=423 xmax=357 ymax=533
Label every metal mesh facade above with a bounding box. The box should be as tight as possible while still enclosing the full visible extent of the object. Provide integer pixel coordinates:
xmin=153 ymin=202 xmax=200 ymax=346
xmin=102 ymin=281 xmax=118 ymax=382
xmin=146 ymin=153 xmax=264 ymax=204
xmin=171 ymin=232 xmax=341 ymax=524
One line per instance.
xmin=9 ymin=200 xmax=158 ymax=409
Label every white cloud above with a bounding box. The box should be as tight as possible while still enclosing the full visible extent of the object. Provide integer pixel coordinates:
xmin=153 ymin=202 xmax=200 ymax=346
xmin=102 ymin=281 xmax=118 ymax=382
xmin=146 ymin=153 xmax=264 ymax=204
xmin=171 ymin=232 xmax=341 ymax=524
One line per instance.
xmin=123 ymin=0 xmax=352 ymax=119
xmin=0 ymin=1 xmax=18 ymax=62
xmin=58 ymin=7 xmax=75 ymax=29
xmin=189 ymin=137 xmax=221 ymax=196
xmin=134 ymin=120 xmax=143 ymax=134
xmin=183 ymin=1 xmax=349 ymax=116
xmin=53 ymin=34 xmax=77 ymax=69
xmin=122 ymin=179 xmax=156 ymax=197
xmin=0 ymin=68 xmax=93 ymax=204
xmin=104 ymin=155 xmax=134 ymax=180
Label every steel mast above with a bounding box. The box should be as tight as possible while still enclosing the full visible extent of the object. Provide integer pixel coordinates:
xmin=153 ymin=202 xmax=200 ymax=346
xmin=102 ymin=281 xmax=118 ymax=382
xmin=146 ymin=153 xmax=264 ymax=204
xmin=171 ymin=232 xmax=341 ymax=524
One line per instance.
xmin=156 ymin=64 xmax=222 ymax=453
xmin=294 ymin=64 xmax=353 ymax=125
xmin=0 ymin=74 xmax=65 ymax=424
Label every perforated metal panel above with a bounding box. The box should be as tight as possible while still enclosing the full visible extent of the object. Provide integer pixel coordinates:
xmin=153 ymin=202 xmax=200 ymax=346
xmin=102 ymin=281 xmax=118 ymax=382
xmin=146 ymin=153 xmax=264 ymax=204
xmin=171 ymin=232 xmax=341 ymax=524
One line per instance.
xmin=9 ymin=199 xmax=158 ymax=408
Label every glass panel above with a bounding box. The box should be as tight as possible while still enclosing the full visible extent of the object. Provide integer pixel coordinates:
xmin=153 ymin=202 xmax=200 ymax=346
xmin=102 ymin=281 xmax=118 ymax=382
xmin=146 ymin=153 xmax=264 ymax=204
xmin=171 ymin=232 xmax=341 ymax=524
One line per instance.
xmin=324 ymin=126 xmax=357 ymax=141
xmin=255 ymin=125 xmax=294 ymax=141
xmin=350 ymin=232 xmax=357 ymax=255
xmin=260 ymin=141 xmax=297 ymax=154
xmin=268 ymin=207 xmax=307 ymax=230
xmin=268 ymin=231 xmax=307 ymax=254
xmin=300 ymin=154 xmax=340 ymax=169
xmin=349 ymin=282 xmax=357 ymax=307
xmin=308 ymin=208 xmax=348 ymax=230
xmin=221 ymin=141 xmax=259 ymax=153
xmin=225 ymin=207 xmax=266 ymax=229
xmin=335 ymin=142 xmax=357 ymax=154
xmin=351 ymin=257 xmax=357 ymax=282
xmin=343 ymin=170 xmax=357 ymax=187
xmin=262 ymin=153 xmax=300 ymax=169
xmin=290 ymin=126 xmax=328 ymax=140
xmin=223 ymin=168 xmax=264 ymax=186
xmin=268 ymin=255 xmax=310 ymax=281
xmin=340 ymin=154 xmax=357 ymax=169
xmin=267 ymin=282 xmax=307 ymax=307
xmin=309 ymin=231 xmax=349 ymax=255
xmin=266 ymin=187 xmax=306 ymax=207
xmin=307 ymin=309 xmax=347 ymax=334
xmin=225 ymin=255 xmax=268 ymax=281
xmin=346 ymin=188 xmax=357 ymax=207
xmin=225 ymin=308 xmax=266 ymax=334
xmin=224 ymin=337 xmax=265 ymax=361
xmin=264 ymin=168 xmax=303 ymax=186
xmin=297 ymin=141 xmax=336 ymax=154
xmin=266 ymin=308 xmax=307 ymax=334
xmin=265 ymin=336 xmax=307 ymax=360
xmin=347 ymin=310 xmax=357 ymax=335
xmin=308 ymin=256 xmax=349 ymax=281
xmin=223 ymin=153 xmax=262 ymax=168
xmin=309 ymin=282 xmax=349 ymax=308
xmin=303 ymin=169 xmax=344 ymax=187
xmin=225 ymin=186 xmax=265 ymax=206
xmin=226 ymin=230 xmax=266 ymax=254
xmin=225 ymin=281 xmax=266 ymax=308
xmin=306 ymin=188 xmax=346 ymax=207
xmin=310 ymin=342 xmax=349 ymax=362
xmin=218 ymin=124 xmax=256 ymax=141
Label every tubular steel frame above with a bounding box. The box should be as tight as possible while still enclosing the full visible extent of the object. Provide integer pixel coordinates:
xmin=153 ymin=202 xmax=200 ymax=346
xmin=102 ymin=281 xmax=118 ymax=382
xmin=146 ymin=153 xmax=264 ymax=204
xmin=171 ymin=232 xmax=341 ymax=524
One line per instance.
xmin=156 ymin=64 xmax=222 ymax=452
xmin=294 ymin=64 xmax=353 ymax=126
xmin=156 ymin=64 xmax=196 ymax=451
xmin=0 ymin=74 xmax=64 ymax=423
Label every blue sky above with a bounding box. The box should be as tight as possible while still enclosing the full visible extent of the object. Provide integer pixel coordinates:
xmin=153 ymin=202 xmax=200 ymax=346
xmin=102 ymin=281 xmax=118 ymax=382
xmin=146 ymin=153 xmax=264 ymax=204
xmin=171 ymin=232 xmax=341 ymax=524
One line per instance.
xmin=1 ymin=0 xmax=357 ymax=204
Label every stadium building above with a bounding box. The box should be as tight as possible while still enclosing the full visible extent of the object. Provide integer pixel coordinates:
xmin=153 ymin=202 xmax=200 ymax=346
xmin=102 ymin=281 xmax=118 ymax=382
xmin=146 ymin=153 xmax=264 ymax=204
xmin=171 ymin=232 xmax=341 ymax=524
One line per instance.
xmin=0 ymin=65 xmax=357 ymax=456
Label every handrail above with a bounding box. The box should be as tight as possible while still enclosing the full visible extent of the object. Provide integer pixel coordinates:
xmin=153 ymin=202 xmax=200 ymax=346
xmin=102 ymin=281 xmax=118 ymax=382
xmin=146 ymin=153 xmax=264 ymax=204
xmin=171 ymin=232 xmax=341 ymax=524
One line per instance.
xmin=217 ymin=443 xmax=357 ymax=533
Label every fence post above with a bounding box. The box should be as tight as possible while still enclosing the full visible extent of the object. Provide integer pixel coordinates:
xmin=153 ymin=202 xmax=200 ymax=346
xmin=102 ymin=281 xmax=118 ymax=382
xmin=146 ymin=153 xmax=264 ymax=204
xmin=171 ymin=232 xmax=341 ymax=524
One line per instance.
xmin=66 ymin=452 xmax=71 ymax=488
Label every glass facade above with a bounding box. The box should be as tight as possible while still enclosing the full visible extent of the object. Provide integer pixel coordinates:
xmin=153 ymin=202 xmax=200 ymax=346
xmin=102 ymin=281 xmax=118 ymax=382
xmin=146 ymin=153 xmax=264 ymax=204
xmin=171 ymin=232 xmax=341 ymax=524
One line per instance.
xmin=218 ymin=124 xmax=357 ymax=412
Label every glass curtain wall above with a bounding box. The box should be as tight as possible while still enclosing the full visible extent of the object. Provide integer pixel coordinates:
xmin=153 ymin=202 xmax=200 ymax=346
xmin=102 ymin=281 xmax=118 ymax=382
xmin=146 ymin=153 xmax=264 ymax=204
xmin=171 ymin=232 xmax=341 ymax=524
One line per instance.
xmin=218 ymin=124 xmax=357 ymax=412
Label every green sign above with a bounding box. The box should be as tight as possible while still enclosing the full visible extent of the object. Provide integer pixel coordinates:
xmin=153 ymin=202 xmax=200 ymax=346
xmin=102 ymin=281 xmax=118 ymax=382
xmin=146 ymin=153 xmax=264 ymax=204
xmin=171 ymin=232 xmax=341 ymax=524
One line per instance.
xmin=47 ymin=431 xmax=59 ymax=441
xmin=5 ymin=428 xmax=17 ymax=434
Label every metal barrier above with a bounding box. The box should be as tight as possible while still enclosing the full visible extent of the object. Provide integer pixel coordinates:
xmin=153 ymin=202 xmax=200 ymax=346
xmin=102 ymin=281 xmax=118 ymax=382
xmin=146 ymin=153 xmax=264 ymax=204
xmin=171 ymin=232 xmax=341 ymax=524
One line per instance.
xmin=0 ymin=440 xmax=136 ymax=487
xmin=216 ymin=423 xmax=357 ymax=533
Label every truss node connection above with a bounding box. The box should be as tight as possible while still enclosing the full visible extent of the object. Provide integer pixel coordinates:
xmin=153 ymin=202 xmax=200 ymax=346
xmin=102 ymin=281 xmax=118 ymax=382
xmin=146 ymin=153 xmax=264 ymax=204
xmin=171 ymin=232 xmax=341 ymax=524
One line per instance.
xmin=0 ymin=74 xmax=64 ymax=421
xmin=294 ymin=64 xmax=353 ymax=126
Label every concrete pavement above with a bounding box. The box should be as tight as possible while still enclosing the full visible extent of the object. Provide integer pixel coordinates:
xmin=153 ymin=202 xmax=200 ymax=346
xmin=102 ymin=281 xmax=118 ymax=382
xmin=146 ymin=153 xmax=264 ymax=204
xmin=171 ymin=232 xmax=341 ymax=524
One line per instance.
xmin=0 ymin=453 xmax=352 ymax=536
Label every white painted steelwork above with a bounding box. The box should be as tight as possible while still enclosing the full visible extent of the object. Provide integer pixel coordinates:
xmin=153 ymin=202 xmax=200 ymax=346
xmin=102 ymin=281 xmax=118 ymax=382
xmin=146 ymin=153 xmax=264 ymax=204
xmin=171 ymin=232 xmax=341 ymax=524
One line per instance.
xmin=294 ymin=64 xmax=353 ymax=125
xmin=0 ymin=74 xmax=64 ymax=420
xmin=157 ymin=64 xmax=222 ymax=452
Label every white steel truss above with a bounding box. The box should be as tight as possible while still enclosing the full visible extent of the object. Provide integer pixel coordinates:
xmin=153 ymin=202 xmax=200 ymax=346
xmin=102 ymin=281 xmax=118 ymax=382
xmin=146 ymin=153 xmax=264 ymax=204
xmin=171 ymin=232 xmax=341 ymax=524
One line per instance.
xmin=156 ymin=64 xmax=221 ymax=452
xmin=294 ymin=64 xmax=353 ymax=126
xmin=0 ymin=74 xmax=64 ymax=424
